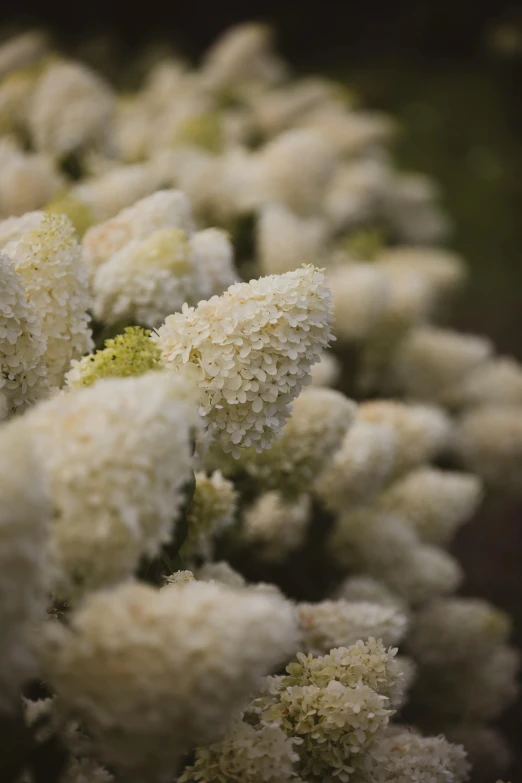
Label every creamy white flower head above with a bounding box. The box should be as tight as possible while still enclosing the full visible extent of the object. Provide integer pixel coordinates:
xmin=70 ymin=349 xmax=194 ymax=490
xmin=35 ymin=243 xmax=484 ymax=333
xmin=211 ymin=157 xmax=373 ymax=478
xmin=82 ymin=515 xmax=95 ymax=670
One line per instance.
xmin=334 ymin=576 xmax=407 ymax=614
xmin=315 ymin=418 xmax=397 ymax=512
xmin=4 ymin=211 xmax=93 ymax=387
xmin=384 ymin=172 xmax=451 ymax=245
xmin=407 ymin=598 xmax=512 ymax=666
xmin=302 ymin=108 xmax=396 ymax=158
xmin=328 ymin=262 xmax=390 ymax=342
xmin=447 ymin=357 xmax=522 ymax=409
xmin=359 ymin=400 xmax=452 ymax=476
xmin=0 ymin=31 xmax=47 ymax=80
xmin=453 ymin=404 xmax=522 ymax=489
xmin=41 ymin=579 xmax=299 ymax=775
xmin=28 ymin=61 xmax=114 ymax=157
xmin=92 ymin=227 xmax=199 ymax=328
xmin=222 ymin=387 xmax=356 ymax=492
xmin=183 ymin=470 xmax=238 ymax=559
xmin=241 ymin=491 xmax=311 ymax=561
xmin=268 ymin=677 xmax=391 ymax=782
xmin=393 ymin=326 xmax=493 ymax=402
xmin=257 ymin=202 xmax=330 ymax=275
xmin=310 ymin=350 xmax=341 ymax=387
xmin=297 ymin=600 xmax=408 ymax=655
xmin=154 ymin=266 xmax=334 ymax=456
xmin=72 ymin=161 xmax=164 ymax=222
xmin=325 ymin=158 xmax=393 ymax=231
xmin=365 ymin=728 xmax=470 ymax=783
xmin=190 ymin=227 xmax=239 ymax=299
xmin=251 ymin=78 xmax=344 ymax=135
xmin=0 ymin=146 xmax=63 ymax=217
xmin=82 ymin=188 xmax=194 ymax=272
xmin=375 ymin=245 xmax=467 ymax=302
xmin=179 ymin=714 xmax=301 ymax=783
xmin=202 ymin=23 xmax=286 ymax=90
xmin=258 ymin=129 xmax=337 ymax=215
xmin=25 ymin=372 xmax=198 ymax=599
xmin=0 ymin=209 xmax=47 ymax=249
xmin=197 ymin=560 xmax=247 ymax=589
xmin=0 ymin=250 xmax=48 ymax=416
xmin=328 ymin=507 xmax=462 ymax=603
xmin=0 ymin=420 xmax=51 ymax=711
xmin=378 ymin=467 xmax=483 ymax=545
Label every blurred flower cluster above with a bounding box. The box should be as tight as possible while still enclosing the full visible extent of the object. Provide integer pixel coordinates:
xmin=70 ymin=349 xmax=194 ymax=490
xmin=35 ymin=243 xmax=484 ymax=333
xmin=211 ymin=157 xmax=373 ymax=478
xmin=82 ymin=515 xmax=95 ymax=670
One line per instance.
xmin=0 ymin=22 xmax=520 ymax=783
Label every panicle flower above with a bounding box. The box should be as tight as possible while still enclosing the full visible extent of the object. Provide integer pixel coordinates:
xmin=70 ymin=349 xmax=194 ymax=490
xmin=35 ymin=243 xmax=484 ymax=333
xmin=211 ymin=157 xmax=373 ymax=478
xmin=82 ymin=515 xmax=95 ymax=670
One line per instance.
xmin=190 ymin=227 xmax=239 ymax=299
xmin=65 ymin=326 xmax=161 ymax=389
xmin=296 ymin=600 xmax=408 ymax=654
xmin=72 ymin=161 xmax=164 ymax=222
xmin=82 ymin=189 xmax=194 ymax=271
xmin=446 ymin=357 xmax=522 ymax=409
xmin=393 ymin=326 xmax=493 ymax=402
xmin=334 ymin=576 xmax=407 ymax=614
xmin=154 ymin=266 xmax=334 ymax=456
xmin=315 ymin=418 xmax=397 ymax=511
xmin=0 ymin=249 xmax=49 ymax=415
xmin=378 ymin=467 xmax=483 ymax=545
xmin=0 ymin=420 xmax=51 ymax=710
xmin=359 ymin=400 xmax=452 ymax=476
xmin=241 ymin=491 xmax=311 ymax=561
xmin=0 ymin=142 xmax=63 ymax=217
xmin=453 ymin=404 xmax=522 ymax=489
xmin=179 ymin=714 xmax=302 ymax=783
xmin=221 ymin=387 xmax=356 ymax=493
xmin=257 ymin=202 xmax=330 ymax=275
xmin=28 ymin=61 xmax=114 ymax=157
xmin=0 ymin=31 xmax=47 ymax=80
xmin=375 ymin=245 xmax=467 ymax=302
xmin=45 ymin=194 xmax=95 ymax=237
xmin=40 ymin=579 xmax=299 ymax=775
xmin=3 ymin=211 xmax=93 ymax=387
xmin=183 ymin=470 xmax=238 ymax=559
xmin=364 ymin=728 xmax=470 ymax=783
xmin=310 ymin=350 xmax=341 ymax=387
xmin=328 ymin=262 xmax=390 ymax=342
xmin=25 ymin=372 xmax=198 ymax=599
xmin=92 ymin=227 xmax=199 ymax=327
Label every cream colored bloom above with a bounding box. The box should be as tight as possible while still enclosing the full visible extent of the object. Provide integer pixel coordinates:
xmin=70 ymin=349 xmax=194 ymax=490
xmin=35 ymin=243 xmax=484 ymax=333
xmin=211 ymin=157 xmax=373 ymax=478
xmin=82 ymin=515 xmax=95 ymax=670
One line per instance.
xmin=378 ymin=467 xmax=482 ymax=545
xmin=328 ymin=262 xmax=390 ymax=342
xmin=258 ymin=203 xmax=330 ymax=275
xmin=241 ymin=491 xmax=310 ymax=561
xmin=3 ymin=211 xmax=93 ymax=387
xmin=72 ymin=161 xmax=164 ymax=222
xmin=446 ymin=357 xmax=522 ymax=408
xmin=190 ymin=227 xmax=239 ymax=299
xmin=29 ymin=61 xmax=114 ymax=157
xmin=41 ymin=579 xmax=299 ymax=775
xmin=297 ymin=600 xmax=408 ymax=654
xmin=0 ymin=420 xmax=50 ymax=711
xmin=154 ymin=266 xmax=334 ymax=456
xmin=0 ymin=31 xmax=47 ymax=80
xmin=0 ymin=142 xmax=63 ymax=217
xmin=202 ymin=23 xmax=286 ymax=90
xmin=310 ymin=350 xmax=340 ymax=387
xmin=183 ymin=470 xmax=238 ymax=559
xmin=82 ymin=189 xmax=194 ymax=272
xmin=25 ymin=372 xmax=198 ymax=599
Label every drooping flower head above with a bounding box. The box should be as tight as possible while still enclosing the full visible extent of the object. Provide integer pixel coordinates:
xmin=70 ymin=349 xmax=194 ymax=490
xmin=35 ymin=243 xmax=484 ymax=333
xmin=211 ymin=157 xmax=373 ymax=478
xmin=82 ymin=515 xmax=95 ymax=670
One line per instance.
xmin=154 ymin=265 xmax=334 ymax=455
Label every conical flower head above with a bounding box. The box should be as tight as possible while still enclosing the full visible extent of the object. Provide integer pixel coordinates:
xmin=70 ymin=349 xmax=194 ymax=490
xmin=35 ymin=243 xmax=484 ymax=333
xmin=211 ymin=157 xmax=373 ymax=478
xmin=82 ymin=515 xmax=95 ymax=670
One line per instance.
xmin=154 ymin=265 xmax=333 ymax=456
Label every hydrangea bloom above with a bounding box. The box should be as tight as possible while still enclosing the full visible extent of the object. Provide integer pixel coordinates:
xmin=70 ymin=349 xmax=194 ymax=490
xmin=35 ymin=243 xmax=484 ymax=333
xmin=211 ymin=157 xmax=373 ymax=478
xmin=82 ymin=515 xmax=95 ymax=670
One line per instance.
xmin=0 ymin=420 xmax=50 ymax=711
xmin=297 ymin=600 xmax=408 ymax=654
xmin=25 ymin=372 xmax=198 ymax=599
xmin=3 ymin=211 xmax=93 ymax=387
xmin=183 ymin=470 xmax=238 ymax=559
xmin=241 ymin=491 xmax=311 ymax=561
xmin=154 ymin=265 xmax=334 ymax=456
xmin=40 ymin=579 xmax=299 ymax=776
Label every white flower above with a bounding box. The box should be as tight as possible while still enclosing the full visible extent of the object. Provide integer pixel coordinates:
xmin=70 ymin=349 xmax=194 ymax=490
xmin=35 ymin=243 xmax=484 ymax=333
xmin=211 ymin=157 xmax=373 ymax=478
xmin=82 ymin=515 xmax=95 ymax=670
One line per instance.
xmin=365 ymin=728 xmax=470 ymax=783
xmin=378 ymin=467 xmax=482 ymax=545
xmin=28 ymin=61 xmax=114 ymax=156
xmin=190 ymin=227 xmax=239 ymax=299
xmin=154 ymin=266 xmax=334 ymax=456
xmin=202 ymin=23 xmax=286 ymax=90
xmin=384 ymin=172 xmax=451 ymax=244
xmin=446 ymin=357 xmax=522 ymax=408
xmin=328 ymin=262 xmax=390 ymax=342
xmin=0 ymin=250 xmax=48 ymax=416
xmin=334 ymin=576 xmax=407 ymax=614
xmin=241 ymin=491 xmax=310 ymax=561
xmin=257 ymin=202 xmax=330 ymax=275
xmin=0 ymin=144 xmax=63 ymax=217
xmin=72 ymin=161 xmax=164 ymax=222
xmin=82 ymin=188 xmax=194 ymax=272
xmin=40 ymin=579 xmax=299 ymax=775
xmin=297 ymin=600 xmax=408 ymax=654
xmin=310 ymin=350 xmax=340 ymax=387
xmin=25 ymin=372 xmax=199 ymax=599
xmin=92 ymin=227 xmax=199 ymax=328
xmin=183 ymin=470 xmax=238 ymax=559
xmin=3 ymin=211 xmax=93 ymax=388
xmin=375 ymin=245 xmax=467 ymax=302
xmin=0 ymin=31 xmax=47 ymax=80
xmin=179 ymin=714 xmax=301 ymax=783
xmin=315 ymin=418 xmax=397 ymax=511
xmin=0 ymin=419 xmax=51 ymax=711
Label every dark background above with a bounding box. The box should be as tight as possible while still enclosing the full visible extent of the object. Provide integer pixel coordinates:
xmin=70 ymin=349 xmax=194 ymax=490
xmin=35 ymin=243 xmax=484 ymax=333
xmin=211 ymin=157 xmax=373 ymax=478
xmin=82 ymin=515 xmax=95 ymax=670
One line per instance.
xmin=3 ymin=0 xmax=522 ymax=778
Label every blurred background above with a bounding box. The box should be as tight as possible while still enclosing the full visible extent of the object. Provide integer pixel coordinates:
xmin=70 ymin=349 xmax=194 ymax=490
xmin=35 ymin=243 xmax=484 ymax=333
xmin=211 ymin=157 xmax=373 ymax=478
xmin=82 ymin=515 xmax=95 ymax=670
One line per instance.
xmin=2 ymin=0 xmax=522 ymax=777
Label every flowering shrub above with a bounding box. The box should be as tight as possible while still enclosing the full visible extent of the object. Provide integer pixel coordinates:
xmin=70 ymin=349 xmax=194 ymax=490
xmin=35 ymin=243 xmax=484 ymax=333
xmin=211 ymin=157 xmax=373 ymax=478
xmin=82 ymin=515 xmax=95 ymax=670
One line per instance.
xmin=0 ymin=22 xmax=519 ymax=783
